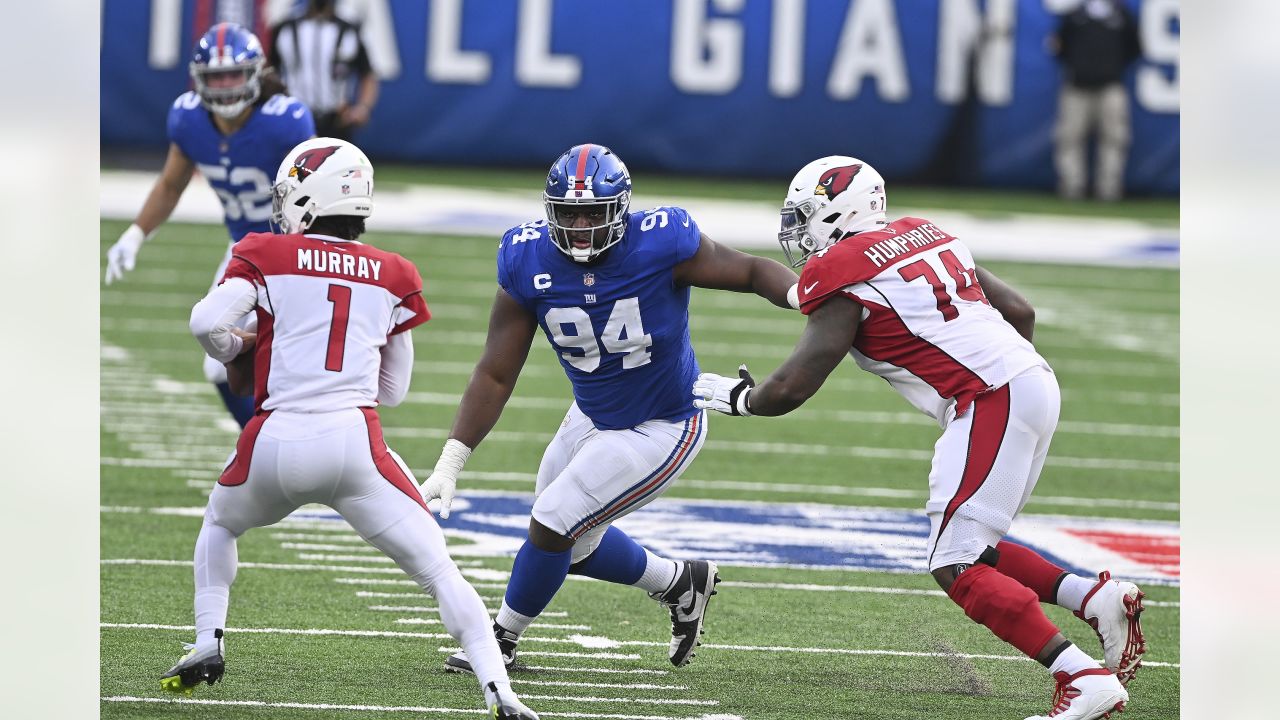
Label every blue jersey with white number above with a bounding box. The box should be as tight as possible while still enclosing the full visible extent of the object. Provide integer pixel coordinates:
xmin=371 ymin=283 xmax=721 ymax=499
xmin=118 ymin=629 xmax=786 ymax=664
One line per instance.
xmin=498 ymin=207 xmax=703 ymax=430
xmin=167 ymin=92 xmax=315 ymax=241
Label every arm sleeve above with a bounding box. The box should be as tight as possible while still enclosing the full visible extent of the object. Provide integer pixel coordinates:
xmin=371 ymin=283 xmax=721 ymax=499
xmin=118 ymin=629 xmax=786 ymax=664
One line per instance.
xmin=377 ymin=330 xmax=414 ymax=407
xmin=189 ymin=277 xmax=258 ymax=363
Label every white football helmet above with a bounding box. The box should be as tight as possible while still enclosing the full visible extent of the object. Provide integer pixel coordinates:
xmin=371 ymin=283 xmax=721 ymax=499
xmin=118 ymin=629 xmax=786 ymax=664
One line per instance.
xmin=271 ymin=137 xmax=374 ymax=234
xmin=778 ymin=156 xmax=888 ymax=267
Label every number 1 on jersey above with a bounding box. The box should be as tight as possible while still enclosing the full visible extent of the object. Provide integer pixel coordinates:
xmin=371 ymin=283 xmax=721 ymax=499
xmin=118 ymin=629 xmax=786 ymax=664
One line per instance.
xmin=325 ymin=284 xmax=352 ymax=372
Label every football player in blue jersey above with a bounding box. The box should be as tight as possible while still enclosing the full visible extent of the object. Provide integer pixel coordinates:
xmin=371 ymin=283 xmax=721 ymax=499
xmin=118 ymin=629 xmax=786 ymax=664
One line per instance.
xmin=422 ymin=144 xmax=801 ymax=673
xmin=104 ymin=22 xmax=315 ymax=427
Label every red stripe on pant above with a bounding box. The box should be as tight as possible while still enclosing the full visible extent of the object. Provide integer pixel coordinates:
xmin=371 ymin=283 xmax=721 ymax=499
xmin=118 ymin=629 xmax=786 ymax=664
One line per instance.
xmin=219 ymin=410 xmax=273 ymax=486
xmin=930 ymin=384 xmax=1011 ymax=566
xmin=360 ymin=408 xmax=430 ymax=513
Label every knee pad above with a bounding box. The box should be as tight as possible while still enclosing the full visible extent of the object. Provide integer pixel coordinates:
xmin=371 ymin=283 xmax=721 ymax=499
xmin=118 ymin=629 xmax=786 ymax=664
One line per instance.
xmin=947 ymin=564 xmax=1058 ymax=657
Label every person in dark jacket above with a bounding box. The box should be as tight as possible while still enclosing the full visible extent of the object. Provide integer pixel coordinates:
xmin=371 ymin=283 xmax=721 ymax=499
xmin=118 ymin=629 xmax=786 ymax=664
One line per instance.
xmin=1050 ymin=0 xmax=1142 ymax=201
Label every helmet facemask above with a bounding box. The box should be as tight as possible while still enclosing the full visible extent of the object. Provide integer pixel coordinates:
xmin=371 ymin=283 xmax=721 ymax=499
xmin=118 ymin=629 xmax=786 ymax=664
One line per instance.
xmin=190 ymin=58 xmax=264 ymax=119
xmin=545 ymin=190 xmax=630 ymax=263
xmin=778 ymin=198 xmax=823 ymax=268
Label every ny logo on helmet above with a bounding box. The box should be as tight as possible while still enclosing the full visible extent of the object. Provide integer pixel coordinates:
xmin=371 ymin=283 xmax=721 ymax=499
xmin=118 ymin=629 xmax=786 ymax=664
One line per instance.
xmin=815 ymin=164 xmax=864 ymax=199
xmin=289 ymin=146 xmax=342 ymax=180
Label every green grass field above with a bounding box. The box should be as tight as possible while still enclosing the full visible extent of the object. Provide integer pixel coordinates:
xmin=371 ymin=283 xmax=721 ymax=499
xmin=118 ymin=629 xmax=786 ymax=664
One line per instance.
xmin=100 ymin=215 xmax=1179 ymax=719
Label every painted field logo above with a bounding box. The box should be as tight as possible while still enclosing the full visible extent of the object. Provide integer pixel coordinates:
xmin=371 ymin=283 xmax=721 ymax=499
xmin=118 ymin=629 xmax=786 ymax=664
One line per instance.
xmin=286 ymin=491 xmax=1180 ymax=586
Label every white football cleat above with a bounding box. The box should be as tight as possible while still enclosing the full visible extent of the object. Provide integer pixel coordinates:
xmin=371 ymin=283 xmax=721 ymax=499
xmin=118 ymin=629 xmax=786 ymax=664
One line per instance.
xmin=1075 ymin=571 xmax=1146 ymax=685
xmin=1025 ymin=668 xmax=1128 ymax=720
xmin=484 ymin=681 xmax=539 ymax=720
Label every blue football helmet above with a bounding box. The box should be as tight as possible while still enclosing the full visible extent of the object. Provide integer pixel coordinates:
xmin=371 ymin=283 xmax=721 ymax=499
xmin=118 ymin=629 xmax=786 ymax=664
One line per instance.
xmin=189 ymin=23 xmax=266 ymax=119
xmin=544 ymin=144 xmax=632 ymax=263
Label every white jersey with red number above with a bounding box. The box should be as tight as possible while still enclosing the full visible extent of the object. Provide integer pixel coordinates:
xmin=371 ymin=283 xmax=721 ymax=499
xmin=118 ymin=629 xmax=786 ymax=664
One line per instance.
xmin=222 ymin=232 xmax=430 ymax=412
xmin=796 ymin=217 xmax=1049 ymax=425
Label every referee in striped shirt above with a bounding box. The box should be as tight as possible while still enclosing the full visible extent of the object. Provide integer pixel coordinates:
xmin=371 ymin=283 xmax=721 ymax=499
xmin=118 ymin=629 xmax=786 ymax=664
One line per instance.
xmin=269 ymin=0 xmax=379 ymax=141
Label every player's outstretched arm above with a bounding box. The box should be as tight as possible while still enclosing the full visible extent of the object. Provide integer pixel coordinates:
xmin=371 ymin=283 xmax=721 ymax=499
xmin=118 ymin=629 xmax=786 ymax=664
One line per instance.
xmin=421 ymin=289 xmax=537 ymax=518
xmin=106 ymin=144 xmax=195 ymax=284
xmin=697 ymin=295 xmax=861 ymax=417
xmin=976 ymin=266 xmax=1035 ymax=342
xmin=674 ymin=233 xmax=800 ymax=309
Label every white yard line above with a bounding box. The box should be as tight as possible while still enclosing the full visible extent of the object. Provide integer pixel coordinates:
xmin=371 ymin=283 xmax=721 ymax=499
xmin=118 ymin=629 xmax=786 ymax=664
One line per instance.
xmin=99 ymin=696 xmax=708 ymax=720
xmin=395 ymin=618 xmax=591 ymax=631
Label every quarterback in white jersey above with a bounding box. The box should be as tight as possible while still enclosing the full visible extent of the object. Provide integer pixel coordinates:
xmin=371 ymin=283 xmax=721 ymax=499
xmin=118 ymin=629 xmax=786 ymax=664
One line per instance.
xmin=169 ymin=138 xmax=538 ymax=720
xmin=693 ymin=157 xmax=1145 ymax=720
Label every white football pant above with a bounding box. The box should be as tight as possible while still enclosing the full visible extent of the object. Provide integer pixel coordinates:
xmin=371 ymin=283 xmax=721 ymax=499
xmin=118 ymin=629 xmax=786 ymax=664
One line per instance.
xmin=194 ymin=407 xmax=510 ymax=689
xmin=533 ymin=403 xmax=706 ymax=562
xmin=925 ymin=367 xmax=1061 ymax=570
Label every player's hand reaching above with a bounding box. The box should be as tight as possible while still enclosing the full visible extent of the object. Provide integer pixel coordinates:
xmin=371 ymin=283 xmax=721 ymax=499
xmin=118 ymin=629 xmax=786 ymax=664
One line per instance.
xmin=692 ymin=364 xmax=755 ymax=416
xmin=420 ymin=439 xmax=472 ymax=519
xmin=105 ymin=224 xmax=149 ymax=285
xmin=229 ymin=327 xmax=256 ymax=354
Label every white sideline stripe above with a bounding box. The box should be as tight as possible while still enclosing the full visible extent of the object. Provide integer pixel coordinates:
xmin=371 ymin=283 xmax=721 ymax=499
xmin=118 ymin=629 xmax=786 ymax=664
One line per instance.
xmin=99 ymin=317 xmax=1177 ymax=375
xmin=721 ymin=573 xmax=1177 ymax=602
xmin=103 ymin=344 xmax=1179 ymax=406
xmin=273 ymin=532 xmax=366 ymax=543
xmin=369 ymin=428 xmax=1178 ymax=474
xmin=522 ymin=665 xmax=670 ymax=675
xmin=338 ymin=577 xmax=508 ymax=591
xmin=104 ymin=558 xmax=410 ymax=575
xmin=283 ymin=542 xmax=379 ymax=552
xmin=605 ymin=640 xmax=1181 ymax=669
xmin=295 ymin=553 xmax=483 ymax=567
xmin=518 ymin=694 xmax=715 ymax=707
xmin=438 ymin=647 xmax=641 ymax=660
xmin=516 ymin=679 xmax=687 ymax=691
xmin=368 ymin=605 xmax=571 ymax=619
xmin=395 ymin=618 xmax=591 ymax=631
xmin=102 ymin=622 xmax=454 ymax=640
xmin=400 ymin=391 xmax=1177 ymax=439
xmin=99 ymin=696 xmax=692 ymax=720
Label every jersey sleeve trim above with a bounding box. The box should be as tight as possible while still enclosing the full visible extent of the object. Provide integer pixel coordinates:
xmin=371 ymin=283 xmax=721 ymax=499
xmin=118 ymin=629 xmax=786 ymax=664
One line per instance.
xmin=390 ymin=291 xmax=430 ymax=335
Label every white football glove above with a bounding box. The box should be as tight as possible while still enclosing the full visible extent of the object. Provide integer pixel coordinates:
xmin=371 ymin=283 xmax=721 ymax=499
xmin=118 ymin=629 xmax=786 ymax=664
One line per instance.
xmin=692 ymin=364 xmax=756 ymax=416
xmin=420 ymin=439 xmax=472 ymax=519
xmin=105 ymin=224 xmax=149 ymax=285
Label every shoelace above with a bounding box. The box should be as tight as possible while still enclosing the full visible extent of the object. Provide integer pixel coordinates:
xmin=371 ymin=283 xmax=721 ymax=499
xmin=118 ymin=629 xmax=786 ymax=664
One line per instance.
xmin=1048 ymin=677 xmax=1079 ymax=717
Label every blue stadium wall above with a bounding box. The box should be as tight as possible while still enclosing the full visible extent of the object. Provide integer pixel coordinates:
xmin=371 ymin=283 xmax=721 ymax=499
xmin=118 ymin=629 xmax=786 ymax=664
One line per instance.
xmin=101 ymin=0 xmax=1180 ymax=195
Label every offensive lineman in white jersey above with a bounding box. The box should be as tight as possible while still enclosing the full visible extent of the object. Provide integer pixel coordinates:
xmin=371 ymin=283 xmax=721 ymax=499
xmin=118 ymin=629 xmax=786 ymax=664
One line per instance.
xmin=169 ymin=137 xmax=538 ymax=719
xmin=693 ymin=157 xmax=1146 ymax=720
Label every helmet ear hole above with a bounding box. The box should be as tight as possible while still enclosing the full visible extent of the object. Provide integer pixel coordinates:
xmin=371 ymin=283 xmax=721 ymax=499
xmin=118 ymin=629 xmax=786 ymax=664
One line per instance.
xmin=293 ymin=195 xmax=311 ymax=207
xmin=822 ymin=212 xmax=842 ymax=224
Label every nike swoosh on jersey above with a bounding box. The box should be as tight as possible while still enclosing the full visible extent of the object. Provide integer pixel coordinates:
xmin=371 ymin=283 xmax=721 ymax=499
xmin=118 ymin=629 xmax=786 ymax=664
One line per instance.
xmin=804 ymin=282 xmax=820 ymax=293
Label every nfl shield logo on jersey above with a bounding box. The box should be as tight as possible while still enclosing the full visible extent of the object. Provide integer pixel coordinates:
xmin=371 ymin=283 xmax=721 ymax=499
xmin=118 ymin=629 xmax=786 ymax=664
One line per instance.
xmin=583 ymin=273 xmax=595 ymax=287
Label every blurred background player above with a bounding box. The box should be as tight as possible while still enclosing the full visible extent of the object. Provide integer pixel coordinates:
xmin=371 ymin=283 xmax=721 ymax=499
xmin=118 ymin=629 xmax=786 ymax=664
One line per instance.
xmin=1049 ymin=0 xmax=1143 ymax=201
xmin=168 ymin=137 xmax=537 ymax=720
xmin=103 ymin=22 xmax=315 ymax=427
xmin=269 ymin=0 xmax=379 ymax=141
xmin=419 ymin=144 xmax=800 ymax=673
xmin=693 ymin=156 xmax=1146 ymax=720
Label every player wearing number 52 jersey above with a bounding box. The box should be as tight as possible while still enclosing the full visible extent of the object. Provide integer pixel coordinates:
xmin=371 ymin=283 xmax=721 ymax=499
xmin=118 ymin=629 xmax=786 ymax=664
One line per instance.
xmin=421 ymin=144 xmax=800 ymax=674
xmin=693 ymin=157 xmax=1147 ymax=720
xmin=104 ymin=23 xmax=315 ymax=427
xmin=171 ymin=138 xmax=538 ymax=719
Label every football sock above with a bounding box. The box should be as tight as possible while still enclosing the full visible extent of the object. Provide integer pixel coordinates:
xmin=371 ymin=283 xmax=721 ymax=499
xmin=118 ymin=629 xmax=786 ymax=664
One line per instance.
xmin=495 ymin=603 xmax=536 ymax=637
xmin=501 ymin=540 xmax=572 ymax=629
xmin=567 ymin=526 xmax=653 ymax=586
xmin=193 ymin=521 xmax=238 ymax=652
xmin=637 ymin=551 xmax=682 ymax=595
xmin=1047 ymin=640 xmax=1102 ymax=675
xmin=215 ymin=381 xmax=255 ymax=428
xmin=1055 ymin=574 xmax=1097 ymax=613
xmin=429 ymin=569 xmax=511 ymax=688
xmin=946 ymin=564 xmax=1061 ymax=659
xmin=994 ymin=540 xmax=1065 ymax=603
